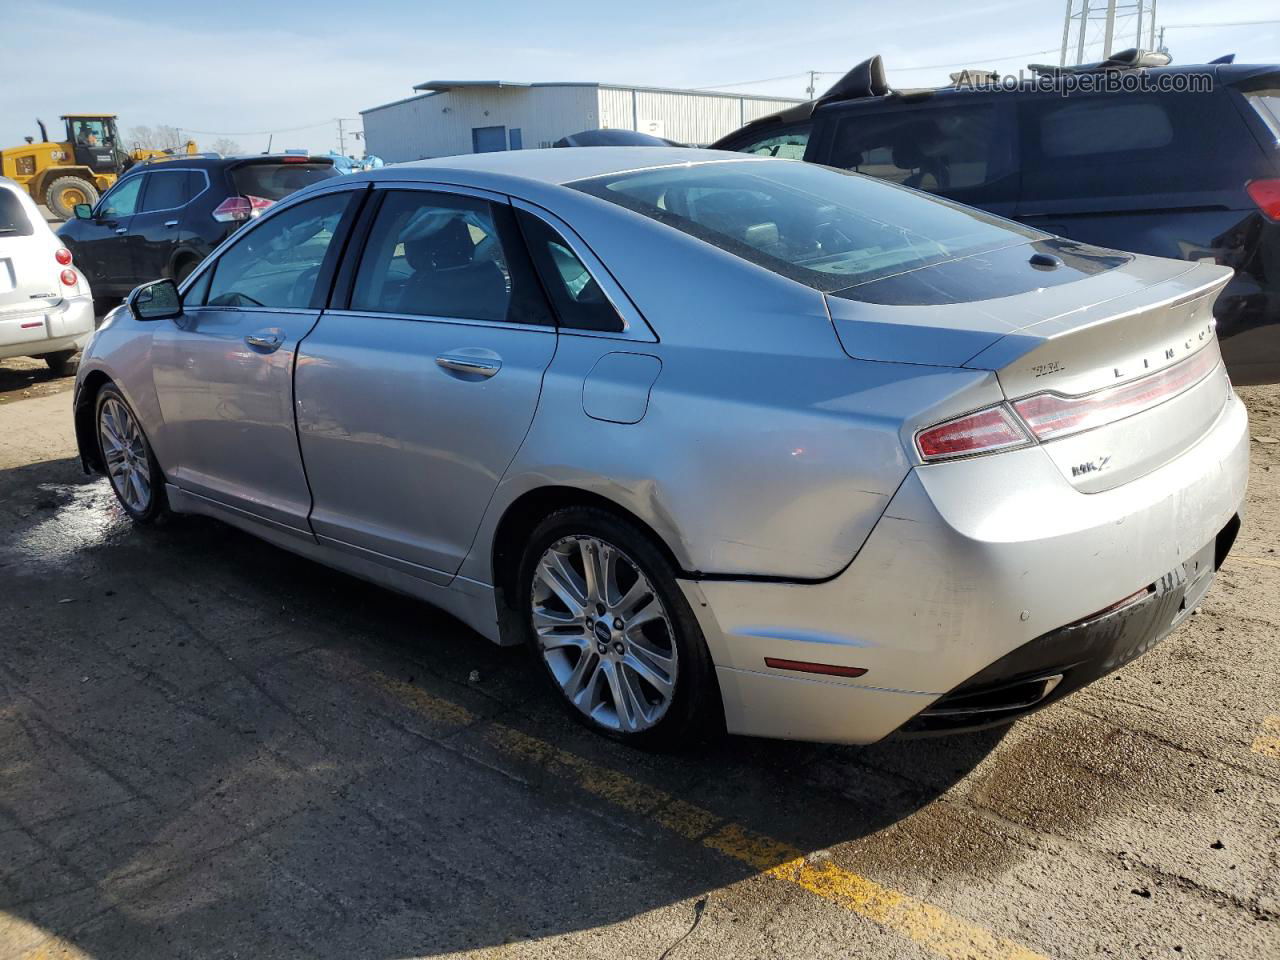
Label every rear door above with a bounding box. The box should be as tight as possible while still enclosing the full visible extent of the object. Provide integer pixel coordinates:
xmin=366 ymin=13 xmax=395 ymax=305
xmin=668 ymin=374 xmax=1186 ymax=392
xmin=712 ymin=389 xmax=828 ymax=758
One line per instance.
xmin=817 ymin=97 xmax=1020 ymax=216
xmin=150 ymin=186 xmax=364 ymax=532
xmin=294 ymin=184 xmax=558 ymax=583
xmin=128 ymin=168 xmax=204 ymax=283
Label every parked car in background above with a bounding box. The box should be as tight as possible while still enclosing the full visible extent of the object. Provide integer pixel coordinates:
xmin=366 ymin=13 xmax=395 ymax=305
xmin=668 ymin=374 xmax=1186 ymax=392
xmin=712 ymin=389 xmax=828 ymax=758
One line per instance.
xmin=75 ymin=149 xmax=1244 ymax=748
xmin=712 ymin=53 xmax=1280 ymax=385
xmin=553 ymin=129 xmax=684 ymax=147
xmin=0 ymin=177 xmax=94 ymax=375
xmin=56 ymin=154 xmax=339 ymax=301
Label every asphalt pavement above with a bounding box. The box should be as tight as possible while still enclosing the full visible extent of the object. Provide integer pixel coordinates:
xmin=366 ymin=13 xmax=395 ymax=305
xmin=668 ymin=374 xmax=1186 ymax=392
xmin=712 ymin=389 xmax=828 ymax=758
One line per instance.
xmin=0 ymin=367 xmax=1277 ymax=960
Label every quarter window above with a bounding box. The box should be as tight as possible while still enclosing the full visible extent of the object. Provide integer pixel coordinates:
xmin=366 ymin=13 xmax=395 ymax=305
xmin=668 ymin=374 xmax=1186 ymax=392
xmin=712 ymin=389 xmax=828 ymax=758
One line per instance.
xmin=733 ymin=126 xmax=812 ymax=160
xmin=97 ymin=177 xmax=142 ymax=219
xmin=828 ymin=104 xmax=1014 ymax=193
xmin=517 ymin=211 xmax=623 ymax=332
xmin=1039 ymin=101 xmax=1173 ymax=157
xmin=200 ymin=192 xmax=350 ymax=309
xmin=350 ymin=190 xmax=550 ymax=325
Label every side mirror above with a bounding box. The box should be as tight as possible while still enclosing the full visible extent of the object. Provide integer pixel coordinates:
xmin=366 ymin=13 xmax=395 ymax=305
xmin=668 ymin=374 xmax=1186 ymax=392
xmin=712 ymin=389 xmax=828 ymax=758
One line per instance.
xmin=127 ymin=278 xmax=182 ymax=322
xmin=74 ymin=203 xmax=93 ymax=220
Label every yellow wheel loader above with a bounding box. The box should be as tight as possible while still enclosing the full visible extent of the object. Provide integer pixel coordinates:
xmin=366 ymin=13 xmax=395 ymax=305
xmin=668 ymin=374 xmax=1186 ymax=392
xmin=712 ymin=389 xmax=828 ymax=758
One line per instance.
xmin=0 ymin=115 xmax=197 ymax=220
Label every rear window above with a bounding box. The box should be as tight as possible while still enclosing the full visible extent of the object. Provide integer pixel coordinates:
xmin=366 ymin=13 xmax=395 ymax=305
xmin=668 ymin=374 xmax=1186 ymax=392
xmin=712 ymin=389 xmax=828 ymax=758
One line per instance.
xmin=571 ymin=160 xmax=1042 ymax=292
xmin=230 ymin=161 xmax=337 ymax=201
xmin=0 ymin=189 xmax=33 ymax=237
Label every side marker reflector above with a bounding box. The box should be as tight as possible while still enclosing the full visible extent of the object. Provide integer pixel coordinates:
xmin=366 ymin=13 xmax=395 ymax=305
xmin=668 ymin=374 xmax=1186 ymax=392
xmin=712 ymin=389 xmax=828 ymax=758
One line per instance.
xmin=764 ymin=657 xmax=868 ymax=678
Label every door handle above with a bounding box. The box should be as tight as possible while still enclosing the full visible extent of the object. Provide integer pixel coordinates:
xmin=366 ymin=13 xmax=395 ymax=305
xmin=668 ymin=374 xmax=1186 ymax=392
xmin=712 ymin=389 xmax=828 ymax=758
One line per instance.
xmin=436 ymin=354 xmax=501 ymax=379
xmin=245 ymin=332 xmax=283 ymax=352
xmin=164 ymin=219 xmax=179 ymax=228
xmin=115 ymin=227 xmax=127 ymax=235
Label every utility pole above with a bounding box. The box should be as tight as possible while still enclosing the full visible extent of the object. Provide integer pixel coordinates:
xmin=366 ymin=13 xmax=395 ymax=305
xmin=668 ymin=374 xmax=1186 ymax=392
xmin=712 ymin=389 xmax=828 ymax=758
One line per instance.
xmin=806 ymin=70 xmax=818 ymax=99
xmin=336 ymin=118 xmax=347 ymax=157
xmin=335 ymin=118 xmax=362 ymax=157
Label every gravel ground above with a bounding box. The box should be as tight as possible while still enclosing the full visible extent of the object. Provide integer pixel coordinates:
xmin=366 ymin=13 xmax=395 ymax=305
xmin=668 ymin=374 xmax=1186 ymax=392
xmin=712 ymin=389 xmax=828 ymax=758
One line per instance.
xmin=0 ymin=362 xmax=1276 ymax=960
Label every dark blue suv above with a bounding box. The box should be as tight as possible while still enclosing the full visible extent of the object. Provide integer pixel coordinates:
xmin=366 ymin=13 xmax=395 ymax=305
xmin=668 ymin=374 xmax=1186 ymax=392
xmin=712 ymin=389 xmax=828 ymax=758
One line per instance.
xmin=712 ymin=54 xmax=1280 ymax=385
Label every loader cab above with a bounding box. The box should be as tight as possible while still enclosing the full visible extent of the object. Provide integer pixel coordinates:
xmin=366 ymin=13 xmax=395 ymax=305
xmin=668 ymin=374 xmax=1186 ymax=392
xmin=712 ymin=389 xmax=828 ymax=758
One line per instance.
xmin=63 ymin=116 xmax=122 ymax=175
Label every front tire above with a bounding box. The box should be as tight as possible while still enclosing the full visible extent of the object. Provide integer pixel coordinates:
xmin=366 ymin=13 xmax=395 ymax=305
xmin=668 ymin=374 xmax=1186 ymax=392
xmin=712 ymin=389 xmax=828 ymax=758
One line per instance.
xmin=45 ymin=176 xmax=99 ymax=221
xmin=517 ymin=506 xmax=720 ymax=749
xmin=95 ymin=384 xmax=167 ymax=523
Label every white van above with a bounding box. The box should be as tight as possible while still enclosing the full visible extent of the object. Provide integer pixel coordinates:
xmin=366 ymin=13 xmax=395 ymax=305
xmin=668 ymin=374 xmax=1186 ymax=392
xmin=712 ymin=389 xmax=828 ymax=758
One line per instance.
xmin=1 ymin=177 xmax=95 ymax=375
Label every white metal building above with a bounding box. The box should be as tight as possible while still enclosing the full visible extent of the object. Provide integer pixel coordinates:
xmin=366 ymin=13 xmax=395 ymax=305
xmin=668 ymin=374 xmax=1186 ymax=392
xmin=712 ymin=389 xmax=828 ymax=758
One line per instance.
xmin=360 ymin=81 xmax=801 ymax=161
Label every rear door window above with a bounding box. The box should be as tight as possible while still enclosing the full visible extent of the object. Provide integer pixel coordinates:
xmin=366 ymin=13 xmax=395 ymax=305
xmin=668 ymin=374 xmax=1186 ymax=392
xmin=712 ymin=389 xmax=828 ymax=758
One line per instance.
xmin=139 ymin=170 xmax=192 ymax=212
xmin=0 ymin=189 xmax=33 ymax=237
xmin=230 ymin=162 xmax=339 ymax=201
xmin=825 ymin=101 xmax=1017 ymax=204
xmin=516 ymin=210 xmax=623 ymax=332
xmin=199 ymin=192 xmax=351 ymax=309
xmin=349 ymin=190 xmax=551 ymax=325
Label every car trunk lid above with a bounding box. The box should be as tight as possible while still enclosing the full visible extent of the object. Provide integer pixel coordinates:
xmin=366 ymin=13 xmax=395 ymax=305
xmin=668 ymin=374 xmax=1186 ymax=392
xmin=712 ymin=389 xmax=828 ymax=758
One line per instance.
xmin=826 ymin=246 xmax=1235 ymax=491
xmin=0 ymin=191 xmax=62 ymax=325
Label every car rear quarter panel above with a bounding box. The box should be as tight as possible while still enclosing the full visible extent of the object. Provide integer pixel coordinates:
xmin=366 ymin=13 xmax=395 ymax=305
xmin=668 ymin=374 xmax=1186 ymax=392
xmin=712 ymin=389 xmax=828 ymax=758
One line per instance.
xmin=459 ymin=196 xmax=1007 ymax=582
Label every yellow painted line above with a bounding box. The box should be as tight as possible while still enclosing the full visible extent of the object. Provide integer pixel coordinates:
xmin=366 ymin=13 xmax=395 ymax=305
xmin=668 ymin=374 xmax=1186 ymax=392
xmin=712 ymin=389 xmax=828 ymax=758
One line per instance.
xmin=1252 ymin=715 xmax=1280 ymax=759
xmin=370 ymin=672 xmax=1047 ymax=960
xmin=1226 ymin=555 xmax=1280 ymax=570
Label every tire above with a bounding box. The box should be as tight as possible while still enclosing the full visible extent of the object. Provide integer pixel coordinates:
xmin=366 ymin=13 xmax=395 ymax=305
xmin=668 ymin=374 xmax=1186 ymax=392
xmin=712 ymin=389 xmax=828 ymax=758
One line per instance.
xmin=45 ymin=176 xmax=99 ymax=221
xmin=94 ymin=384 xmax=168 ymax=523
xmin=43 ymin=349 xmax=78 ymax=377
xmin=517 ymin=506 xmax=721 ymax=750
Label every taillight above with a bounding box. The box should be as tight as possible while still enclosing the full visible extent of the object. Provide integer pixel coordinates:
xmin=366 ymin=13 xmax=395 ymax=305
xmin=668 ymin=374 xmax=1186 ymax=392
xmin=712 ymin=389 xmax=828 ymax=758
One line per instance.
xmin=59 ymin=268 xmax=78 ymax=286
xmin=916 ymin=406 xmax=1031 ymax=462
xmin=1246 ymin=178 xmax=1280 ymax=221
xmin=1012 ymin=345 xmax=1221 ymax=442
xmin=211 ymin=194 xmax=274 ymax=223
xmin=55 ymin=247 xmax=73 ymax=266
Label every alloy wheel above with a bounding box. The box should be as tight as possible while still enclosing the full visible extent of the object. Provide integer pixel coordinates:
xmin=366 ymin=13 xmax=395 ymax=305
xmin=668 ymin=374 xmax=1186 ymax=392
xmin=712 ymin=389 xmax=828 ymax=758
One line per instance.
xmin=531 ymin=535 xmax=678 ymax=733
xmin=98 ymin=396 xmax=152 ymax=514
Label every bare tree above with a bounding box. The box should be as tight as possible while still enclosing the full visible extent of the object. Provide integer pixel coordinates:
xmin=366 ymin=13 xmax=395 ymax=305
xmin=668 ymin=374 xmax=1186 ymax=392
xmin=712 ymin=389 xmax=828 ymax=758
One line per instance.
xmin=210 ymin=138 xmax=242 ymax=156
xmin=125 ymin=124 xmax=187 ymax=151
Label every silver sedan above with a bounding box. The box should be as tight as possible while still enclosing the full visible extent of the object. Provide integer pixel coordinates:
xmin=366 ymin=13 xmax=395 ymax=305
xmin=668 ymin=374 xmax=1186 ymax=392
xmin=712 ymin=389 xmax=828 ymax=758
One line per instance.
xmin=73 ymin=148 xmax=1249 ymax=747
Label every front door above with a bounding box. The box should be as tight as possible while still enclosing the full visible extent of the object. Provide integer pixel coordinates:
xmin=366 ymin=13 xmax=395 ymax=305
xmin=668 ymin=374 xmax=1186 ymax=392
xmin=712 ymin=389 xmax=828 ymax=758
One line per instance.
xmin=75 ymin=174 xmax=143 ymax=293
xmin=295 ymin=186 xmax=557 ymax=582
xmin=150 ymin=188 xmax=361 ymax=532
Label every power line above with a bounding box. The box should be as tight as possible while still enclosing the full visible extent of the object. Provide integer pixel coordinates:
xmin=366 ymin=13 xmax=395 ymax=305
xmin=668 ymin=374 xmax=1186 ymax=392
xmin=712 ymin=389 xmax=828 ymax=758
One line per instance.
xmin=691 ymin=71 xmax=811 ymax=90
xmin=178 ymin=120 xmax=335 ymax=137
xmin=1162 ymin=19 xmax=1280 ymax=29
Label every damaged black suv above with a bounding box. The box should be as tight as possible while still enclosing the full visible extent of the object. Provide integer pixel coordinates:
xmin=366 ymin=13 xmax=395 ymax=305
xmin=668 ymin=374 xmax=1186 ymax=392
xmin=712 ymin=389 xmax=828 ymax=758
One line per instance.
xmin=712 ymin=52 xmax=1280 ymax=385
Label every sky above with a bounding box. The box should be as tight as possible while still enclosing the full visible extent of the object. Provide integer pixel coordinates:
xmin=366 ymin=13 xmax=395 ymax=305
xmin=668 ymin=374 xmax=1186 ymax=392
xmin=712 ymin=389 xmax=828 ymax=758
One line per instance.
xmin=2 ymin=0 xmax=1277 ymax=157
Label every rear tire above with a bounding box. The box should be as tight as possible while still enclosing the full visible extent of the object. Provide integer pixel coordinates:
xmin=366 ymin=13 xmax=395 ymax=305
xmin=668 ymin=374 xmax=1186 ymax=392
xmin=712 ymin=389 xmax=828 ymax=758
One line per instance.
xmin=517 ymin=506 xmax=721 ymax=750
xmin=43 ymin=350 xmax=77 ymax=377
xmin=45 ymin=176 xmax=99 ymax=221
xmin=95 ymin=384 xmax=168 ymax=523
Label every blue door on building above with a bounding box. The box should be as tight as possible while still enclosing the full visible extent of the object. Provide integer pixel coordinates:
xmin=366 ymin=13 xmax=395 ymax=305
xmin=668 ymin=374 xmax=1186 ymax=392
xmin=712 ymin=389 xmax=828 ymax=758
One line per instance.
xmin=509 ymin=128 xmax=523 ymax=150
xmin=471 ymin=126 xmax=507 ymax=153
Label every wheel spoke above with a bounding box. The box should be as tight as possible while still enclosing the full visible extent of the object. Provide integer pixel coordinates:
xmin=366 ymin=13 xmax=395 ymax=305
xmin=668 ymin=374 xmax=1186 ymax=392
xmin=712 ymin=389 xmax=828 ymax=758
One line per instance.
xmin=602 ymin=660 xmax=640 ymax=732
xmin=624 ymin=595 xmax=664 ymax=633
xmin=535 ymin=551 xmax=588 ymax=616
xmin=564 ymin=651 xmax=601 ymax=708
xmin=623 ymin=651 xmax=674 ymax=700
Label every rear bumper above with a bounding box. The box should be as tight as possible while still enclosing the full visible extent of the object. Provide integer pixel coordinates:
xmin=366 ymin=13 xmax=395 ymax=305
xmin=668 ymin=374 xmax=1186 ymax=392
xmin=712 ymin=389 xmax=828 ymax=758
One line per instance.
xmin=902 ymin=514 xmax=1239 ymax=734
xmin=0 ymin=295 xmax=94 ymax=359
xmin=680 ymin=390 xmax=1250 ymax=745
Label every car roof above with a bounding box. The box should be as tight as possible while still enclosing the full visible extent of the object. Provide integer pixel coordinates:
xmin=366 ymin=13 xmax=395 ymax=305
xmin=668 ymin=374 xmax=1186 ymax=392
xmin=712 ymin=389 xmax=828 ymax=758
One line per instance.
xmin=366 ymin=147 xmax=751 ymax=188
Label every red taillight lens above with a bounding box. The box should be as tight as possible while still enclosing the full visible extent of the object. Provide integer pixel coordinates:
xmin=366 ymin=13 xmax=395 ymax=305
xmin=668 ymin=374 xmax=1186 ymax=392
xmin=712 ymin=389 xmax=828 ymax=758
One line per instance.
xmin=212 ymin=195 xmax=273 ymax=223
xmin=916 ymin=406 xmax=1031 ymax=461
xmin=1246 ymin=178 xmax=1280 ymax=221
xmin=55 ymin=247 xmax=73 ymax=266
xmin=59 ymin=268 xmax=78 ymax=286
xmin=1012 ymin=345 xmax=1221 ymax=442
